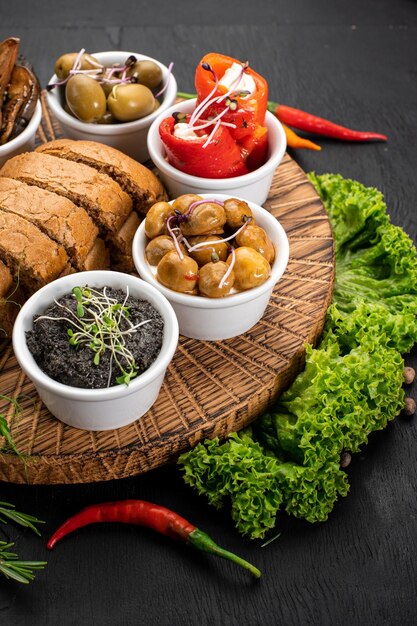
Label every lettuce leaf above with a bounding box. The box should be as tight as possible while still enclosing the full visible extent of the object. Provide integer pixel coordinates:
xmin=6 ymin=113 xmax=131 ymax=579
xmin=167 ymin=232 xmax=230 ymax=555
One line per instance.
xmin=178 ymin=173 xmax=416 ymax=540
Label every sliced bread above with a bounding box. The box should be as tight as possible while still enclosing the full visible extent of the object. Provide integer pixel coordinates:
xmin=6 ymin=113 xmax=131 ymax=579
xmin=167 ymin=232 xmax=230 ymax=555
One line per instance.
xmin=0 ymin=177 xmax=98 ymax=270
xmin=0 ymin=209 xmax=69 ymax=291
xmin=0 ymin=152 xmax=133 ymax=235
xmin=36 ymin=139 xmax=167 ymax=214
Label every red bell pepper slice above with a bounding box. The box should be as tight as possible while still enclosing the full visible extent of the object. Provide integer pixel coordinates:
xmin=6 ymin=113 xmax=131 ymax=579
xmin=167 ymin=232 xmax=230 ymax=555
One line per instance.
xmin=195 ymin=52 xmax=268 ymax=141
xmin=159 ymin=115 xmax=249 ymax=179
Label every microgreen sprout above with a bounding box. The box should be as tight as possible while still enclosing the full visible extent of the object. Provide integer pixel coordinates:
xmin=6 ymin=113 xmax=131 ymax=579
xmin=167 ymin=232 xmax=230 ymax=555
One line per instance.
xmin=185 ymin=60 xmax=251 ymax=147
xmin=47 ymin=49 xmax=173 ymax=98
xmin=35 ymin=286 xmax=151 ymax=387
xmin=219 ymin=247 xmax=236 ymax=289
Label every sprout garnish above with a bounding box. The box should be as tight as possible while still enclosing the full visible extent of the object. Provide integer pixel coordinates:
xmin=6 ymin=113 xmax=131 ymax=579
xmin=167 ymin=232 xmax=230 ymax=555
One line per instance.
xmin=182 ymin=60 xmax=249 ymax=147
xmin=35 ymin=286 xmax=150 ymax=387
xmin=47 ymin=49 xmax=173 ymax=97
xmin=162 ymin=199 xmax=251 ymax=292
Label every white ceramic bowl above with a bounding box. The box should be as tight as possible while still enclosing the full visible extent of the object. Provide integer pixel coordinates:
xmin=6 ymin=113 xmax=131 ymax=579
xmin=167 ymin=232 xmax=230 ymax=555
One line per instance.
xmin=0 ymin=100 xmax=42 ymax=168
xmin=132 ymin=194 xmax=289 ymax=340
xmin=12 ymin=271 xmax=179 ymax=431
xmin=147 ymin=98 xmax=286 ymax=205
xmin=46 ymin=51 xmax=177 ymax=162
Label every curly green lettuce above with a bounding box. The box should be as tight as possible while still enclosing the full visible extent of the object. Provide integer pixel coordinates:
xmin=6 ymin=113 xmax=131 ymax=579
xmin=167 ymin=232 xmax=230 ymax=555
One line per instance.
xmin=178 ymin=173 xmax=417 ymax=540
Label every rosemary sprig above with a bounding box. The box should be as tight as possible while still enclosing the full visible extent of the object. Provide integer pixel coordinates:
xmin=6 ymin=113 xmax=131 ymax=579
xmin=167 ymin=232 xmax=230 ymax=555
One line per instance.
xmin=0 ymin=541 xmax=46 ymax=584
xmin=0 ymin=501 xmax=45 ymax=536
xmin=0 ymin=502 xmax=46 ymax=584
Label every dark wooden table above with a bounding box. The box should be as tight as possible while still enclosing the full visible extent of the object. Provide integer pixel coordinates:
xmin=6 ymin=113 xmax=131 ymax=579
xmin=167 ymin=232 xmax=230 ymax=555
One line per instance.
xmin=1 ymin=1 xmax=416 ymax=624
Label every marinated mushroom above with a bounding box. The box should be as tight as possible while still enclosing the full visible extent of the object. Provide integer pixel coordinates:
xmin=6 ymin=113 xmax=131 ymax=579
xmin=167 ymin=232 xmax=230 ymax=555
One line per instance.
xmin=223 ymin=197 xmax=254 ymax=229
xmin=188 ymin=236 xmax=228 ymax=267
xmin=146 ymin=235 xmax=186 ymax=266
xmin=157 ymin=250 xmax=199 ymax=293
xmin=235 ymin=223 xmax=275 ymax=264
xmin=198 ymin=261 xmax=235 ymax=298
xmin=227 ymin=246 xmax=271 ymax=290
xmin=180 ymin=202 xmax=226 ymax=236
xmin=145 ymin=201 xmax=174 ymax=239
xmin=171 ymin=194 xmax=203 ymax=213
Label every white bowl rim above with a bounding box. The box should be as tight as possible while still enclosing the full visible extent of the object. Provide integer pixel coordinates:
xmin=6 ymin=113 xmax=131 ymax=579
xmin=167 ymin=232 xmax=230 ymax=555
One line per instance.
xmin=133 ymin=194 xmax=289 ymax=309
xmin=147 ymin=98 xmax=286 ymax=187
xmin=0 ymin=100 xmax=42 ymax=155
xmin=12 ymin=270 xmax=179 ymax=401
xmin=46 ymin=51 xmax=178 ymax=135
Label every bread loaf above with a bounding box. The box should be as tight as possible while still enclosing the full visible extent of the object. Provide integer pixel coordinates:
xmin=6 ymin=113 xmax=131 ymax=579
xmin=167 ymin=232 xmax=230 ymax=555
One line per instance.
xmin=36 ymin=139 xmax=166 ymax=214
xmin=0 ymin=210 xmax=69 ymax=290
xmin=0 ymin=139 xmax=168 ymax=336
xmin=0 ymin=152 xmax=133 ymax=235
xmin=0 ymin=177 xmax=99 ymax=270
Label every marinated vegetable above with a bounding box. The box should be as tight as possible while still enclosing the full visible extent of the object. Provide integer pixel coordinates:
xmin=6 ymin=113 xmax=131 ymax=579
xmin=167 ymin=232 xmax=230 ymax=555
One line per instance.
xmin=144 ymin=195 xmax=274 ymax=298
xmin=159 ymin=53 xmax=269 ymax=179
xmin=49 ymin=48 xmax=171 ymax=125
xmin=65 ymin=74 xmax=107 ymax=123
xmin=107 ymin=83 xmax=155 ymax=122
xmin=0 ymin=37 xmax=40 ymax=145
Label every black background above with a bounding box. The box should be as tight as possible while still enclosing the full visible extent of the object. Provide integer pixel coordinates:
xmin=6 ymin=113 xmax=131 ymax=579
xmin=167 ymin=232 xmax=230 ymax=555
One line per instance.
xmin=0 ymin=1 xmax=416 ymax=624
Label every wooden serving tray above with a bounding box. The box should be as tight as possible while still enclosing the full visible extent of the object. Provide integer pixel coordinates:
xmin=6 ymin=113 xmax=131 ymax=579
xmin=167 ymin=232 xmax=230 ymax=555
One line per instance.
xmin=0 ymin=94 xmax=334 ymax=484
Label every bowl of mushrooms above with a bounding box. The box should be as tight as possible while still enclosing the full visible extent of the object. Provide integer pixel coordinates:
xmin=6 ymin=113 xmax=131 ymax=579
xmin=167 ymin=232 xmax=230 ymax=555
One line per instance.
xmin=132 ymin=193 xmax=289 ymax=340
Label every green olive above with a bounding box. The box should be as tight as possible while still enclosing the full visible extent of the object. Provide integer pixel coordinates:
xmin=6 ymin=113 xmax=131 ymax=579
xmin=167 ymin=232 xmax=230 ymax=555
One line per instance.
xmin=65 ymin=74 xmax=107 ymax=123
xmin=107 ymin=84 xmax=155 ymax=122
xmin=127 ymin=60 xmax=162 ymax=90
xmin=54 ymin=52 xmax=101 ymax=80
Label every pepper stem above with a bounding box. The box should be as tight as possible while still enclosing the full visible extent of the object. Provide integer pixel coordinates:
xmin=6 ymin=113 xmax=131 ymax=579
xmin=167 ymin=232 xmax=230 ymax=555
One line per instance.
xmin=187 ymin=528 xmax=261 ymax=579
xmin=177 ymin=91 xmax=197 ymax=100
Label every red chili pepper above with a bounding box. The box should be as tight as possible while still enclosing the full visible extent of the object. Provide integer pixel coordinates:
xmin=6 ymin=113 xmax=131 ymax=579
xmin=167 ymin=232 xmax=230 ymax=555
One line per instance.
xmin=268 ymin=101 xmax=387 ymax=142
xmin=46 ymin=500 xmax=261 ymax=579
xmin=159 ymin=114 xmax=249 ymax=179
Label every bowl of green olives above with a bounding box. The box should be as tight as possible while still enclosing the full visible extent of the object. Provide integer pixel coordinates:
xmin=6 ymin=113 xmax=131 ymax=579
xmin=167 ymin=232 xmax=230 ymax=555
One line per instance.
xmin=46 ymin=50 xmax=177 ymax=162
xmin=132 ymin=193 xmax=289 ymax=341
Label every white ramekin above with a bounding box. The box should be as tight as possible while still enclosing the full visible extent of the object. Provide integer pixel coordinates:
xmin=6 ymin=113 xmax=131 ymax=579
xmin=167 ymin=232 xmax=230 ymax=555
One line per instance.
xmin=12 ymin=271 xmax=179 ymax=431
xmin=132 ymin=194 xmax=289 ymax=340
xmin=46 ymin=51 xmax=177 ymax=162
xmin=147 ymin=98 xmax=286 ymax=205
xmin=0 ymin=100 xmax=42 ymax=168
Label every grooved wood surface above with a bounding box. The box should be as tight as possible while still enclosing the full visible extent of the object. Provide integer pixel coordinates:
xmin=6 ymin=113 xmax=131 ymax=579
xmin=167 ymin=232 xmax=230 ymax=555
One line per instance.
xmin=0 ymin=94 xmax=334 ymax=484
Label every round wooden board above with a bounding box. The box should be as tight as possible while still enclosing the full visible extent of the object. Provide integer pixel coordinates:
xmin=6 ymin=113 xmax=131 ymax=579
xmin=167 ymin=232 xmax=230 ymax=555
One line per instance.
xmin=0 ymin=94 xmax=334 ymax=484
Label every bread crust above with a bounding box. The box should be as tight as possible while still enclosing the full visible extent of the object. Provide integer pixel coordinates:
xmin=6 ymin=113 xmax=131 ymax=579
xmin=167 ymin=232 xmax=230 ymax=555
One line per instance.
xmin=0 ymin=209 xmax=69 ymax=290
xmin=36 ymin=139 xmax=167 ymax=214
xmin=0 ymin=152 xmax=133 ymax=235
xmin=0 ymin=177 xmax=98 ymax=269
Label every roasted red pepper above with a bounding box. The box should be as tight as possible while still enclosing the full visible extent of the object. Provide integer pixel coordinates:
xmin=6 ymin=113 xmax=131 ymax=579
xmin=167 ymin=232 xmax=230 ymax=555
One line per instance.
xmin=159 ymin=114 xmax=249 ymax=178
xmin=194 ymin=52 xmax=269 ymax=169
xmin=47 ymin=500 xmax=261 ymax=579
xmin=195 ymin=53 xmax=268 ymax=141
xmin=268 ymin=101 xmax=387 ymax=142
